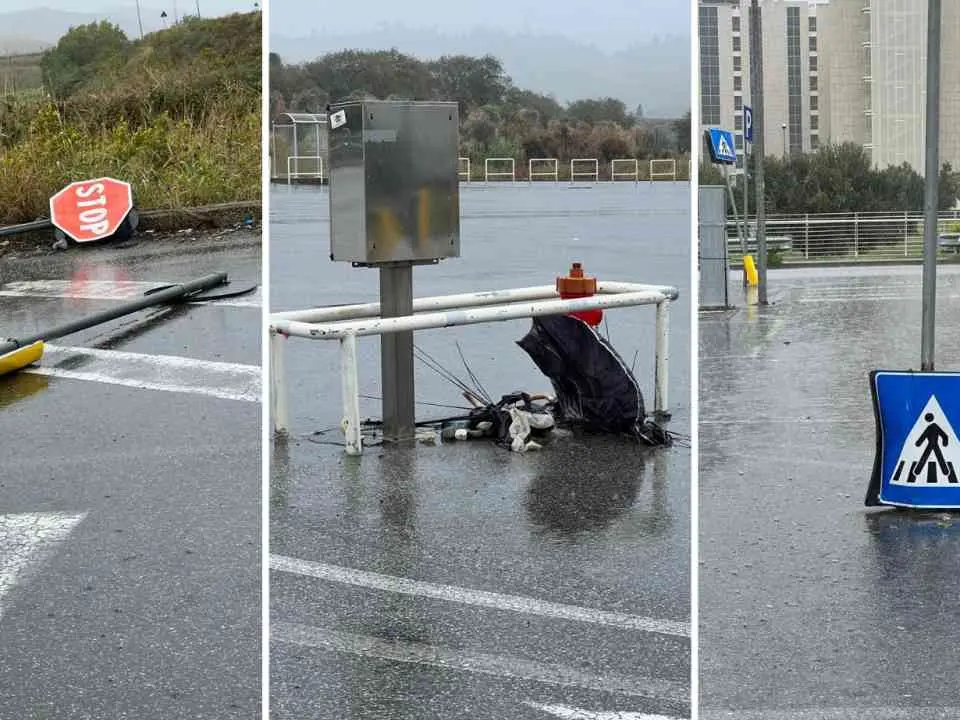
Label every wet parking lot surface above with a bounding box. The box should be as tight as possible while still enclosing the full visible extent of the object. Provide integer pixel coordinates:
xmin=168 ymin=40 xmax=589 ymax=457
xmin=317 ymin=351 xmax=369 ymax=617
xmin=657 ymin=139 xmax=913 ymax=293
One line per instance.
xmin=269 ymin=182 xmax=692 ymax=719
xmin=699 ymin=266 xmax=960 ymax=720
xmin=0 ymin=235 xmax=261 ymax=718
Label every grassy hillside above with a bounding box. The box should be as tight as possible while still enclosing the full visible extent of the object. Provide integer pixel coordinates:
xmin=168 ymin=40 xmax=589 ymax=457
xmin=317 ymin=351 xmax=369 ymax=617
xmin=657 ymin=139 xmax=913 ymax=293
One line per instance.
xmin=0 ymin=12 xmax=261 ymax=226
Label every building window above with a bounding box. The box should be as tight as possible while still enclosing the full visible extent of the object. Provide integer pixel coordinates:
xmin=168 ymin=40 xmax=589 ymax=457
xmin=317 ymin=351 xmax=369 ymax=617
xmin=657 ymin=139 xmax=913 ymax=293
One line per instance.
xmin=734 ymin=76 xmax=742 ymax=91
xmin=735 ymin=133 xmax=744 ymax=151
xmin=734 ymin=95 xmax=743 ymax=110
xmin=809 ymin=55 xmax=818 ymax=72
xmin=811 ymin=134 xmax=819 ymax=149
xmin=733 ymin=56 xmax=742 ymax=72
xmin=787 ymin=6 xmax=803 ymax=154
xmin=735 ymin=115 xmax=743 ymax=130
xmin=732 ymin=16 xmax=740 ymax=32
xmin=809 ymin=36 xmax=817 ymax=52
xmin=810 ymin=76 xmax=818 ymax=92
xmin=810 ymin=115 xmax=819 ymax=130
xmin=699 ymin=7 xmax=722 ymax=125
xmin=732 ymin=36 xmax=741 ymax=52
xmin=810 ymin=95 xmax=819 ymax=111
xmin=809 ymin=16 xmax=817 ymax=32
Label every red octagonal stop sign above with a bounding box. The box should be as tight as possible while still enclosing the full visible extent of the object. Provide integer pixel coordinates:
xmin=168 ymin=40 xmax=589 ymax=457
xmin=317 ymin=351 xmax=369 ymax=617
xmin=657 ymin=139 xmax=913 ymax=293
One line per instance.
xmin=49 ymin=177 xmax=133 ymax=243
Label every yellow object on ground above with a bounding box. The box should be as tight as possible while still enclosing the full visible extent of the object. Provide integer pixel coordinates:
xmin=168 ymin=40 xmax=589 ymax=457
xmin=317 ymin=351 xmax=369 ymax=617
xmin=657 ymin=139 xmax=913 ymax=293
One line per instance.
xmin=0 ymin=341 xmax=45 ymax=377
xmin=743 ymin=255 xmax=759 ymax=286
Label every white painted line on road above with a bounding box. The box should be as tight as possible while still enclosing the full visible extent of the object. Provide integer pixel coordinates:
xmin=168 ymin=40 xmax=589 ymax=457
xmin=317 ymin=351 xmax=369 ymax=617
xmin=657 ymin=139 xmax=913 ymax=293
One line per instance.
xmin=0 ymin=512 xmax=86 ymax=621
xmin=270 ymin=555 xmax=689 ymax=638
xmin=26 ymin=345 xmax=260 ymax=402
xmin=272 ymin=622 xmax=689 ymax=706
xmin=525 ymin=702 xmax=685 ymax=720
xmin=701 ymin=708 xmax=960 ymax=720
xmin=798 ymin=294 xmax=960 ymax=304
xmin=0 ymin=280 xmax=261 ymax=308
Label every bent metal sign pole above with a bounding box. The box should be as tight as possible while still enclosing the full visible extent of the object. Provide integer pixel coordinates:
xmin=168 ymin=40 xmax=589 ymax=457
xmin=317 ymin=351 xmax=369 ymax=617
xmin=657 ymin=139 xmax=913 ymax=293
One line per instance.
xmin=866 ymin=0 xmax=957 ymax=509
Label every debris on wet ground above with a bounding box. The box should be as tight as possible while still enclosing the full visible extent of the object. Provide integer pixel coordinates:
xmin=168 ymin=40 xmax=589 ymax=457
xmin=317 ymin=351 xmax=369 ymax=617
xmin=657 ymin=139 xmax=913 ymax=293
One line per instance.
xmin=353 ymin=315 xmax=678 ymax=453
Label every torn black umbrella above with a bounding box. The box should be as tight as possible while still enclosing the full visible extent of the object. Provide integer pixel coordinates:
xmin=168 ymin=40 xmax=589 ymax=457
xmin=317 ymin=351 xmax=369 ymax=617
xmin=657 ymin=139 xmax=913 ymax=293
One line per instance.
xmin=517 ymin=314 xmax=671 ymax=446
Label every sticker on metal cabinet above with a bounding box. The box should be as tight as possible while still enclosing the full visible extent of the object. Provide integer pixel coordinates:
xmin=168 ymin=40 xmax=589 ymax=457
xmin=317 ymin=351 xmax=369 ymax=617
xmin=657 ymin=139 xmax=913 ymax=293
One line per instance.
xmin=330 ymin=110 xmax=347 ymax=129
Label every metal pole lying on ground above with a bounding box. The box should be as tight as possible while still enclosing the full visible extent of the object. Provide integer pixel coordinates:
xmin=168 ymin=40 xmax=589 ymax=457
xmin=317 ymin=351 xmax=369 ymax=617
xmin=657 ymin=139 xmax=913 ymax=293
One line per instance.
xmin=0 ymin=273 xmax=228 ymax=357
xmin=749 ymin=0 xmax=768 ymax=305
xmin=921 ymin=0 xmax=942 ymax=371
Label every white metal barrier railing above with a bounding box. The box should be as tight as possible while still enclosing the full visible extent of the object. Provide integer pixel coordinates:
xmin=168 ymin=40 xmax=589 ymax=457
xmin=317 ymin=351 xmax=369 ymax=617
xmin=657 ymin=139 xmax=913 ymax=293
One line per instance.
xmin=287 ymin=155 xmax=326 ymax=184
xmin=570 ymin=158 xmax=599 ymax=183
xmin=269 ymin=281 xmax=679 ymax=455
xmin=528 ymin=158 xmax=559 ymax=182
xmin=649 ymin=159 xmax=677 ymax=182
xmin=485 ymin=157 xmax=516 ymax=182
xmin=458 ymin=157 xmax=471 ymax=182
xmin=726 ymin=211 xmax=960 ymax=262
xmin=611 ymin=159 xmax=639 ymax=183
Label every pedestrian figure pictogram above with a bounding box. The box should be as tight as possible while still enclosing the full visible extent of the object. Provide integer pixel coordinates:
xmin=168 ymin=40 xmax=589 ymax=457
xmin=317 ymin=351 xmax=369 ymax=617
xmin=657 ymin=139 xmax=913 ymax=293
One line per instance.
xmin=890 ymin=395 xmax=960 ymax=486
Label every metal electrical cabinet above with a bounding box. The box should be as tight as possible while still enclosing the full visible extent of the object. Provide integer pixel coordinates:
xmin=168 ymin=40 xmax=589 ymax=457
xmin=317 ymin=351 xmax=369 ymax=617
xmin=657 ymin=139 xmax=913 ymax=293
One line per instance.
xmin=327 ymin=100 xmax=461 ymax=265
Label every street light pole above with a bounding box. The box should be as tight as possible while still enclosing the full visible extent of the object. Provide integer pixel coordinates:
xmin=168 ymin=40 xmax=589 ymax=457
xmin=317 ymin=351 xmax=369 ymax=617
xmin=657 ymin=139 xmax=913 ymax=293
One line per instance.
xmin=921 ymin=0 xmax=942 ymax=371
xmin=749 ymin=0 xmax=768 ymax=304
xmin=781 ymin=123 xmax=787 ymax=156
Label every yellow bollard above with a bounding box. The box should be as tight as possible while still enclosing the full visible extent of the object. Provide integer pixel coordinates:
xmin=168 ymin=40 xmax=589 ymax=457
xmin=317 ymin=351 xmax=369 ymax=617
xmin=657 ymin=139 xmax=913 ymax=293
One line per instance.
xmin=743 ymin=254 xmax=759 ymax=287
xmin=0 ymin=341 xmax=45 ymax=377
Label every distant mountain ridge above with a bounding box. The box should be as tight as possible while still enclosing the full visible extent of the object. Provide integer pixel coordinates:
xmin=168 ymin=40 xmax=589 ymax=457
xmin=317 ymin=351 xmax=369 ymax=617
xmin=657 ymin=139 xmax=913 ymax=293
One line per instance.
xmin=272 ymin=26 xmax=690 ymax=118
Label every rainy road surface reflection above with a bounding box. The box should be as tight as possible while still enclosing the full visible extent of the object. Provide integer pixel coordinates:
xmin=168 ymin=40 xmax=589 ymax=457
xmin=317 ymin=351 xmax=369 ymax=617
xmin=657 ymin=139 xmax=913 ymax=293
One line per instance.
xmin=270 ymin=183 xmax=692 ymax=719
xmin=700 ymin=265 xmax=960 ymax=719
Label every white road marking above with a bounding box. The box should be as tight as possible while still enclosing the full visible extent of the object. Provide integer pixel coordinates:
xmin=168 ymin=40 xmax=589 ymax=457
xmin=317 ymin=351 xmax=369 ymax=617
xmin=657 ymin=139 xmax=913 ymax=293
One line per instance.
xmin=272 ymin=622 xmax=689 ymax=705
xmin=701 ymin=709 xmax=960 ymax=720
xmin=0 ymin=512 xmax=86 ymax=621
xmin=270 ymin=554 xmax=689 ymax=638
xmin=798 ymin=294 xmax=960 ymax=304
xmin=0 ymin=280 xmax=260 ymax=308
xmin=525 ymin=702 xmax=685 ymax=720
xmin=26 ymin=344 xmax=260 ymax=402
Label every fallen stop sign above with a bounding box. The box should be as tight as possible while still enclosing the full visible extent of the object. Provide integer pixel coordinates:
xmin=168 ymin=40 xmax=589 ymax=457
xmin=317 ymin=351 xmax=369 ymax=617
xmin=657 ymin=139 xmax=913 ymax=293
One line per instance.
xmin=49 ymin=177 xmax=133 ymax=243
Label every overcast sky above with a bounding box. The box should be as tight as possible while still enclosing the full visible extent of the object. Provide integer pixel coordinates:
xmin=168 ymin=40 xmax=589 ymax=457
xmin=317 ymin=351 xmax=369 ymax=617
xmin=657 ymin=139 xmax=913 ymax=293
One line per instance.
xmin=2 ymin=0 xmax=256 ymax=15
xmin=269 ymin=0 xmax=689 ymax=50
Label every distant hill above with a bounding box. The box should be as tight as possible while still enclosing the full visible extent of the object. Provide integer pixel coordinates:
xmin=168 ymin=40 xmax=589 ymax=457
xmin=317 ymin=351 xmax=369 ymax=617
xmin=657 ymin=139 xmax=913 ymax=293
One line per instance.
xmin=0 ymin=35 xmax=50 ymax=56
xmin=271 ymin=26 xmax=690 ymax=118
xmin=0 ymin=6 xmax=201 ymax=47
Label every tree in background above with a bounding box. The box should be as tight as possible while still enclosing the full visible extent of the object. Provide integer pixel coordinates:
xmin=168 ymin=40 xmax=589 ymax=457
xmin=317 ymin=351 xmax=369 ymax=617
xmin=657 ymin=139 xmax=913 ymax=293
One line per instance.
xmin=41 ymin=22 xmax=131 ymax=99
xmin=270 ymin=50 xmax=690 ymax=178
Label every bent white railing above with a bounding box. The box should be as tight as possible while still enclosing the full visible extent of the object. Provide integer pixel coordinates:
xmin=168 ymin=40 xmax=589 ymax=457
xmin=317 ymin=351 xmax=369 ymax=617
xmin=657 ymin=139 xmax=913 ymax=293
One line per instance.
xmin=270 ymin=281 xmax=679 ymax=455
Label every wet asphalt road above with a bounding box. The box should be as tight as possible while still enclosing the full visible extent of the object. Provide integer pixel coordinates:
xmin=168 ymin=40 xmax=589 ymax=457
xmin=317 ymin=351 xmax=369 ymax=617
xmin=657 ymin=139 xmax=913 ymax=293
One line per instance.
xmin=700 ymin=266 xmax=960 ymax=719
xmin=0 ymin=234 xmax=261 ymax=718
xmin=270 ymin=183 xmax=692 ymax=719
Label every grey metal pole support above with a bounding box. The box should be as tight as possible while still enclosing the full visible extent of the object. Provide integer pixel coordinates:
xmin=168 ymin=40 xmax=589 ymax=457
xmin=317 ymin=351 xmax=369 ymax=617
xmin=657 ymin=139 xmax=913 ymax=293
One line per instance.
xmin=921 ymin=0 xmax=942 ymax=372
xmin=380 ymin=263 xmax=417 ymax=441
xmin=749 ymin=0 xmax=768 ymax=305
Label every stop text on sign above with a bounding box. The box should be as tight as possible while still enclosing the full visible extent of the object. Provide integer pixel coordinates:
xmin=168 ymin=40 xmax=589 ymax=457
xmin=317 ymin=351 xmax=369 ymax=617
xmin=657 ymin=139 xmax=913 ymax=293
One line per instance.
xmin=49 ymin=177 xmax=133 ymax=243
xmin=75 ymin=182 xmax=110 ymax=235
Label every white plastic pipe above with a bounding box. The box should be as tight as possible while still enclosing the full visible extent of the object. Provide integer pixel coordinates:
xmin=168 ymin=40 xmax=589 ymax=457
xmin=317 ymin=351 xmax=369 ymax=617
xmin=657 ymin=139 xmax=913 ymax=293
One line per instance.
xmin=270 ymin=282 xmax=679 ymax=324
xmin=270 ymin=330 xmax=289 ymax=435
xmin=340 ymin=334 xmax=362 ymax=456
xmin=272 ymin=290 xmax=669 ymax=341
xmin=655 ymin=300 xmax=669 ymax=415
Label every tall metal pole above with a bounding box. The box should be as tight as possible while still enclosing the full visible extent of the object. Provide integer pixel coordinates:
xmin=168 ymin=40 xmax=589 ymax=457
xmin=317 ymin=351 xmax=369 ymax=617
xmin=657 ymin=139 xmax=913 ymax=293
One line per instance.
xmin=921 ymin=0 xmax=942 ymax=371
xmin=135 ymin=0 xmax=144 ymax=39
xmin=749 ymin=0 xmax=768 ymax=304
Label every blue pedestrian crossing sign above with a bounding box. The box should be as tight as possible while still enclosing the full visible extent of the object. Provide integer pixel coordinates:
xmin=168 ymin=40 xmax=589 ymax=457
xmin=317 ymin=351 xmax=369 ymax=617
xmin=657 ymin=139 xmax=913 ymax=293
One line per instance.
xmin=744 ymin=106 xmax=754 ymax=143
xmin=705 ymin=128 xmax=737 ymax=165
xmin=867 ymin=370 xmax=960 ymax=508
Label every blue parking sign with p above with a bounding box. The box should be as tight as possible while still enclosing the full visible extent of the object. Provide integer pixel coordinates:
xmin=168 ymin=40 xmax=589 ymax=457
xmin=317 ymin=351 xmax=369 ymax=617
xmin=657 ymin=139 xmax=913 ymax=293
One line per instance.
xmin=744 ymin=106 xmax=753 ymax=143
xmin=867 ymin=370 xmax=960 ymax=508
